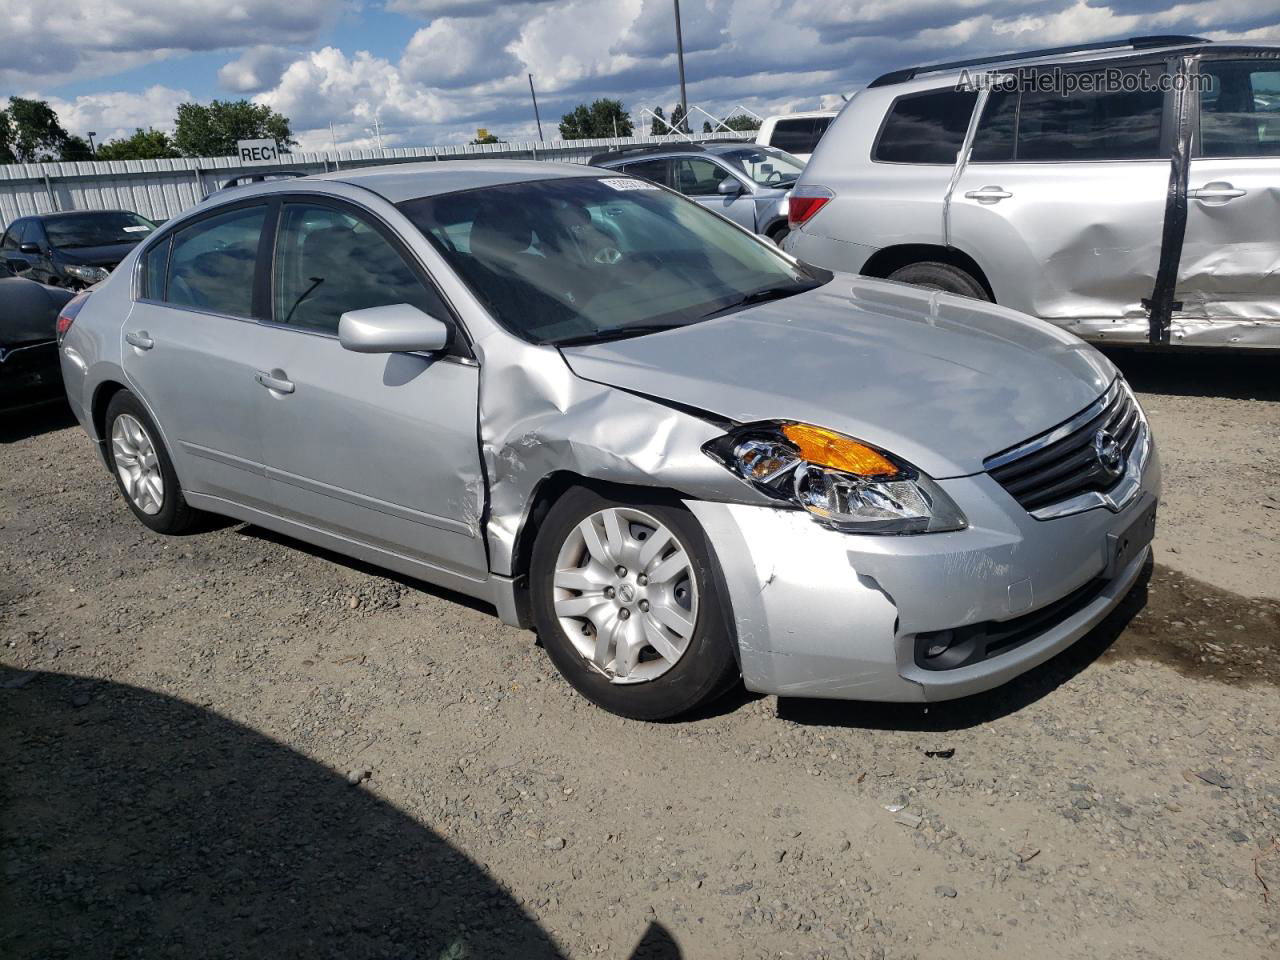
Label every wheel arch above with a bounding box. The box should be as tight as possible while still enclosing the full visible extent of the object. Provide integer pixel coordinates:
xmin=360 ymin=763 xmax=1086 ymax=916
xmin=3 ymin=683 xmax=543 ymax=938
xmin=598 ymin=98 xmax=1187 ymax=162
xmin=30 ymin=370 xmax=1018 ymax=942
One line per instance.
xmin=861 ymin=244 xmax=996 ymax=301
xmin=503 ymin=471 xmax=726 ymax=631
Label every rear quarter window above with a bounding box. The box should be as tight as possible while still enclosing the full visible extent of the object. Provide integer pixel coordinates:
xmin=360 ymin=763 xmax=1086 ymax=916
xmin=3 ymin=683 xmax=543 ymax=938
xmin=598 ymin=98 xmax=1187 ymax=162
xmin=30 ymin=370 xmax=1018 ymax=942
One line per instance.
xmin=873 ymin=90 xmax=979 ymax=164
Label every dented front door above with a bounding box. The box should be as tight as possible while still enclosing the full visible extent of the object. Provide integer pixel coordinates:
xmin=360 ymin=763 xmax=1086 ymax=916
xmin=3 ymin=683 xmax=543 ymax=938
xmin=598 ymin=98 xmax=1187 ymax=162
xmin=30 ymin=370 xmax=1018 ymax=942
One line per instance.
xmin=1173 ymin=55 xmax=1280 ymax=345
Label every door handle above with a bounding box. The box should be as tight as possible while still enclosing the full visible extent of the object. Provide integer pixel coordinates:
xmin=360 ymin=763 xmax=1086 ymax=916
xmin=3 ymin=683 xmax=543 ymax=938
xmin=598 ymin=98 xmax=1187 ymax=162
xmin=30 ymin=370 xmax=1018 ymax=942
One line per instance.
xmin=963 ymin=186 xmax=1012 ymax=204
xmin=255 ymin=370 xmax=295 ymax=394
xmin=125 ymin=330 xmax=154 ymax=350
xmin=1188 ymin=182 xmax=1246 ymax=203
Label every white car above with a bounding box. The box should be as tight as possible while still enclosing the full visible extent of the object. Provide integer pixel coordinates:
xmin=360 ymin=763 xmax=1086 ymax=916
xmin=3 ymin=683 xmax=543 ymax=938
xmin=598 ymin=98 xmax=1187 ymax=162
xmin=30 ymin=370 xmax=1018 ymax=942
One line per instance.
xmin=755 ymin=111 xmax=837 ymax=162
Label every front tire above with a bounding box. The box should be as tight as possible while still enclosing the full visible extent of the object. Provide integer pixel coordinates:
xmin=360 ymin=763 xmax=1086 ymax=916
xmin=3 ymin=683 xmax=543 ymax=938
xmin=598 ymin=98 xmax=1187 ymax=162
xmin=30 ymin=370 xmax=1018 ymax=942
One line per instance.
xmin=530 ymin=486 xmax=739 ymax=720
xmin=886 ymin=261 xmax=990 ymax=301
xmin=104 ymin=391 xmax=196 ymax=535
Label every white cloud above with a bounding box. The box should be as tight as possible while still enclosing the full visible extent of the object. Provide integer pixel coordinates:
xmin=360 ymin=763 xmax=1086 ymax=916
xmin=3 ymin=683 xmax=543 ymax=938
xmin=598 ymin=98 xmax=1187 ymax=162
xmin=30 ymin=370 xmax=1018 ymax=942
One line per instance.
xmin=0 ymin=0 xmax=341 ymax=86
xmin=43 ymin=86 xmax=191 ymax=144
xmin=218 ymin=46 xmax=297 ymax=94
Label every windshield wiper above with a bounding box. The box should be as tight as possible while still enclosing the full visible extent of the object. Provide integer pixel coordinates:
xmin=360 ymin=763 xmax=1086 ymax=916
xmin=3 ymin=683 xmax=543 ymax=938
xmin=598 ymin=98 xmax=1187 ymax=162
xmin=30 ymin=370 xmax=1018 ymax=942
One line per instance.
xmin=699 ymin=283 xmax=815 ymax=320
xmin=551 ymin=323 xmax=688 ymax=347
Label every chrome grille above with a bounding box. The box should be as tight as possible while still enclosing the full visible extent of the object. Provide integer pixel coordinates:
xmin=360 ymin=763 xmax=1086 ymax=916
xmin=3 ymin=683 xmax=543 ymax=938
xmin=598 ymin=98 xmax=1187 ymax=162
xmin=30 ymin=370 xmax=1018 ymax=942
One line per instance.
xmin=986 ymin=380 xmax=1143 ymax=514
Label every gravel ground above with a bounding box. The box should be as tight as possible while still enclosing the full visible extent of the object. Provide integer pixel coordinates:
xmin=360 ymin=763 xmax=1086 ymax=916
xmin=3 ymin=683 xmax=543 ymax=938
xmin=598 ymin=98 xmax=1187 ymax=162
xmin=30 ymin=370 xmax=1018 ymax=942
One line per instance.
xmin=2 ymin=349 xmax=1278 ymax=960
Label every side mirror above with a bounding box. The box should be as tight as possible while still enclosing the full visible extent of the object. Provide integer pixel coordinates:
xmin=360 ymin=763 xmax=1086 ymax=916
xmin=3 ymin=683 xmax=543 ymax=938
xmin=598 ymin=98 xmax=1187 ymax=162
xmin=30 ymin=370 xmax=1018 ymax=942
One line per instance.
xmin=338 ymin=303 xmax=450 ymax=354
xmin=717 ymin=177 xmax=743 ymax=196
xmin=18 ymin=242 xmax=42 ymax=255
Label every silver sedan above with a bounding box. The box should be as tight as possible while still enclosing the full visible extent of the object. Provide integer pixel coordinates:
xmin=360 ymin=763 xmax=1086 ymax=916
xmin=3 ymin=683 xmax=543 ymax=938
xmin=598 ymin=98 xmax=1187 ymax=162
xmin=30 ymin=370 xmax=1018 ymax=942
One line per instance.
xmin=57 ymin=160 xmax=1160 ymax=720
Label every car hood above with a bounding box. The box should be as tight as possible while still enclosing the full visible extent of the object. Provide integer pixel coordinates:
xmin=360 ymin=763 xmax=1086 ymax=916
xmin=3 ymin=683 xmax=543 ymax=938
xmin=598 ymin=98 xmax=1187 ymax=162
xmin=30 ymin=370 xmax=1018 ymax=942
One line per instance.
xmin=560 ymin=277 xmax=1116 ymax=479
xmin=56 ymin=242 xmax=139 ymax=268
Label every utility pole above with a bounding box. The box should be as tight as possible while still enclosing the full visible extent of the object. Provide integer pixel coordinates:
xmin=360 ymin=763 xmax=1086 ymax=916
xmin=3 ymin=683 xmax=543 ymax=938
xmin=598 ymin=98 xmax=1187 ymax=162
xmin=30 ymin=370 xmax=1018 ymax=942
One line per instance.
xmin=673 ymin=0 xmax=688 ymax=133
xmin=371 ymin=110 xmax=383 ymax=150
xmin=528 ymin=74 xmax=545 ymax=142
xmin=87 ymin=132 xmax=97 ymax=158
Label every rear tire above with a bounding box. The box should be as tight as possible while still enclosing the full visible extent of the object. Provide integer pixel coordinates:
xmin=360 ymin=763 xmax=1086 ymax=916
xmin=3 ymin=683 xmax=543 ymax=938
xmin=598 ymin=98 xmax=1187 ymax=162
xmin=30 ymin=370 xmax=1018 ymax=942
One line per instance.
xmin=530 ymin=486 xmax=739 ymax=721
xmin=104 ymin=391 xmax=197 ymax=535
xmin=766 ymin=224 xmax=790 ymax=246
xmin=885 ymin=261 xmax=990 ymax=301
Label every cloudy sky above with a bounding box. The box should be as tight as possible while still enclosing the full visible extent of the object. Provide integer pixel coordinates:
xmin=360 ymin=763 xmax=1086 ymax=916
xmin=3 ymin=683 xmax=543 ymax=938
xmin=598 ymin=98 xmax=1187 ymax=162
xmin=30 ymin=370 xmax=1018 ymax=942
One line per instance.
xmin=4 ymin=0 xmax=1278 ymax=151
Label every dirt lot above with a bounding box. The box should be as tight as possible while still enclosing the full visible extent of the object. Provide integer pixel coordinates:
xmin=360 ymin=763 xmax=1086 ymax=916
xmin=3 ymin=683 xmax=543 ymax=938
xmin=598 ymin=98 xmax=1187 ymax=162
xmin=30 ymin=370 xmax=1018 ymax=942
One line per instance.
xmin=2 ymin=349 xmax=1278 ymax=960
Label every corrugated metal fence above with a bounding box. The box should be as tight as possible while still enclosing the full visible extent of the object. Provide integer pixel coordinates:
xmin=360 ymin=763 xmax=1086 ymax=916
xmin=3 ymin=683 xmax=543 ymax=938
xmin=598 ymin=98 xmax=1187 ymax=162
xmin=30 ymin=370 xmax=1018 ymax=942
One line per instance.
xmin=0 ymin=132 xmax=748 ymax=231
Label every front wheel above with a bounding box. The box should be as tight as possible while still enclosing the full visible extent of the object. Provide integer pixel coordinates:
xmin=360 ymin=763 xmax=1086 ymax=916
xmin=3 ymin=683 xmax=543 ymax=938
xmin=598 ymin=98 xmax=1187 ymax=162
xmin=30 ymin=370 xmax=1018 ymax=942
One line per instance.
xmin=530 ymin=486 xmax=739 ymax=720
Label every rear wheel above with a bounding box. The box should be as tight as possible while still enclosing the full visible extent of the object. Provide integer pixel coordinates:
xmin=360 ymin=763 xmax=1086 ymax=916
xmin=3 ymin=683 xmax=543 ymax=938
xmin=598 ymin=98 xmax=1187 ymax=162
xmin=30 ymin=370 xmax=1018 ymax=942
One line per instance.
xmin=530 ymin=486 xmax=739 ymax=720
xmin=886 ymin=261 xmax=990 ymax=301
xmin=766 ymin=223 xmax=790 ymax=246
xmin=104 ymin=391 xmax=197 ymax=535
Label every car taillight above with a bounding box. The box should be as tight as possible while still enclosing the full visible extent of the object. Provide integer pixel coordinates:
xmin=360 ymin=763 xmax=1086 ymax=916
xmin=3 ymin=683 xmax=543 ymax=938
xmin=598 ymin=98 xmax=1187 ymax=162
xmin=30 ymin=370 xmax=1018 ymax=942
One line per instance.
xmin=56 ymin=291 xmax=92 ymax=342
xmin=788 ymin=186 xmax=834 ymax=228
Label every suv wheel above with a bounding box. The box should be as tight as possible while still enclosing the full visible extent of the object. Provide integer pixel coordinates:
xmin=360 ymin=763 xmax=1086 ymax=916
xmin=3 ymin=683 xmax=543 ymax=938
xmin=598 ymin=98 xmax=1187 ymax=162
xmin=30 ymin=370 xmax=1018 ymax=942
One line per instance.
xmin=886 ymin=261 xmax=990 ymax=301
xmin=530 ymin=486 xmax=739 ymax=720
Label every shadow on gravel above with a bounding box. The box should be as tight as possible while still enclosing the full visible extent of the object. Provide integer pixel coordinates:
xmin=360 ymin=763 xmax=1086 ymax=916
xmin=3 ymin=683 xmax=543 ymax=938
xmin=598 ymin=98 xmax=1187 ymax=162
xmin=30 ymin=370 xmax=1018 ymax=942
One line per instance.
xmin=0 ymin=666 xmax=682 ymax=960
xmin=777 ymin=558 xmax=1153 ymax=732
xmin=1101 ymin=347 xmax=1280 ymax=402
xmin=0 ymin=398 xmax=76 ymax=443
xmin=239 ymin=524 xmax=498 ymax=618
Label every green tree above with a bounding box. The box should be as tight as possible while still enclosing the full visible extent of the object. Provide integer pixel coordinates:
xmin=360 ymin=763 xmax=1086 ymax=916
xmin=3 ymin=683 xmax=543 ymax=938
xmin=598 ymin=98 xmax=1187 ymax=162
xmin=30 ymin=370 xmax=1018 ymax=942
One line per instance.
xmin=60 ymin=135 xmax=94 ymax=161
xmin=669 ymin=103 xmax=687 ymax=134
xmin=470 ymin=129 xmax=503 ymax=145
xmin=173 ymin=99 xmax=296 ymax=158
xmin=0 ymin=110 xmax=15 ymax=164
xmin=96 ymin=128 xmax=181 ymax=161
xmin=721 ymin=113 xmax=759 ymax=132
xmin=558 ymin=99 xmax=633 ymax=140
xmin=650 ymin=106 xmax=668 ymax=136
xmin=4 ymin=97 xmax=71 ymax=162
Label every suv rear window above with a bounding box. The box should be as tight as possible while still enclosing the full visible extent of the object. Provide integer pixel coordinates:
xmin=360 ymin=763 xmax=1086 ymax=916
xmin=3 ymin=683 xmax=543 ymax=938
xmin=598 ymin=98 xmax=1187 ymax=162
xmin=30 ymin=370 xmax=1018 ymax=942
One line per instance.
xmin=768 ymin=117 xmax=829 ymax=155
xmin=873 ymin=90 xmax=978 ymax=164
xmin=1199 ymin=60 xmax=1280 ymax=157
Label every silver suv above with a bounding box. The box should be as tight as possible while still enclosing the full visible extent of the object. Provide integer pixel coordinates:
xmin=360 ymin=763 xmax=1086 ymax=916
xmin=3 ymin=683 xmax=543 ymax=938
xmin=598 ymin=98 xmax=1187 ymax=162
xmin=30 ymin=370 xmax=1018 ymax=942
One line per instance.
xmin=786 ymin=36 xmax=1280 ymax=349
xmin=592 ymin=142 xmax=803 ymax=243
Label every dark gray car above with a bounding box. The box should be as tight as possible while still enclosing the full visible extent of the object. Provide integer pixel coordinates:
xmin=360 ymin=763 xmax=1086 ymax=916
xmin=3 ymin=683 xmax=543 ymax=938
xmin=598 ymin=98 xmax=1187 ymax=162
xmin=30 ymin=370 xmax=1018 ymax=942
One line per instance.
xmin=1 ymin=210 xmax=158 ymax=289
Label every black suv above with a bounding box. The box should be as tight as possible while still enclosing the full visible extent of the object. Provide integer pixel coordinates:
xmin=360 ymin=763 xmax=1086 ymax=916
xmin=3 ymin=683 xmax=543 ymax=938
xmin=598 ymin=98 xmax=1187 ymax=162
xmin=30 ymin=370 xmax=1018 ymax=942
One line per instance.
xmin=1 ymin=210 xmax=158 ymax=289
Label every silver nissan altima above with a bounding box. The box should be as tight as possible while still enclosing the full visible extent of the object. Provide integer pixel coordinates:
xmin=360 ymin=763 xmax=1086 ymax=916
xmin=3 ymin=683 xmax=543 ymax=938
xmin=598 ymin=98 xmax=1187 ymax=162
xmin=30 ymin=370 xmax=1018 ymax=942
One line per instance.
xmin=56 ymin=160 xmax=1160 ymax=720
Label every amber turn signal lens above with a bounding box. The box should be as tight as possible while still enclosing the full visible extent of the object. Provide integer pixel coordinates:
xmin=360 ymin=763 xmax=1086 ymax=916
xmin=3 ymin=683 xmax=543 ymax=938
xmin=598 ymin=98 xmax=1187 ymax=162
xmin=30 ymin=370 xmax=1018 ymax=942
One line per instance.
xmin=780 ymin=424 xmax=899 ymax=477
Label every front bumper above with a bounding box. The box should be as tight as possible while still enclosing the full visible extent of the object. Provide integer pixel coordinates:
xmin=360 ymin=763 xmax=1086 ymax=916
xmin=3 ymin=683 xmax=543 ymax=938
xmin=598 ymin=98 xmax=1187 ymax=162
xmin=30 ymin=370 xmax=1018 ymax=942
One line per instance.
xmin=685 ymin=442 xmax=1160 ymax=702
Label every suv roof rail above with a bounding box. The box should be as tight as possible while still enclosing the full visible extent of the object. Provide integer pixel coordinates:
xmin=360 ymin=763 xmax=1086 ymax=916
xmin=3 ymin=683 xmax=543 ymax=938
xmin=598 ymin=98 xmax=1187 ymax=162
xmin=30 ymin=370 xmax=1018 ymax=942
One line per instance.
xmin=218 ymin=170 xmax=309 ymax=191
xmin=587 ymin=142 xmax=708 ymax=166
xmin=866 ymin=35 xmax=1211 ymax=88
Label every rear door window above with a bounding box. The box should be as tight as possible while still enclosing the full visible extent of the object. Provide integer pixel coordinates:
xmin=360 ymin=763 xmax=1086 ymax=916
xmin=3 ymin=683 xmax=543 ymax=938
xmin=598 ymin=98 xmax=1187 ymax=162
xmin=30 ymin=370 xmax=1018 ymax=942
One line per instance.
xmin=1199 ymin=60 xmax=1280 ymax=157
xmin=140 ymin=236 xmax=171 ymax=301
xmin=165 ymin=205 xmax=266 ymax=317
xmin=1016 ymin=66 xmax=1164 ymax=161
xmin=873 ymin=90 xmax=979 ymax=164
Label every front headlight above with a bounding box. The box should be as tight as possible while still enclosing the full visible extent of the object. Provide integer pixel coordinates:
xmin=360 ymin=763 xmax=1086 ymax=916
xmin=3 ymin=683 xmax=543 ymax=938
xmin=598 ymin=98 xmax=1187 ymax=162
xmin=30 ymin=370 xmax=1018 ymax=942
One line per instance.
xmin=704 ymin=422 xmax=967 ymax=535
xmin=64 ymin=264 xmax=109 ymax=284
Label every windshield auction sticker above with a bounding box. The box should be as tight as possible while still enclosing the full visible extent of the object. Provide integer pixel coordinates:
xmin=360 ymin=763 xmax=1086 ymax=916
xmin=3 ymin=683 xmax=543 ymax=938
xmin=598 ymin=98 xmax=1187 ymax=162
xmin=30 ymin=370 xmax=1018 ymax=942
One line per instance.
xmin=599 ymin=178 xmax=660 ymax=191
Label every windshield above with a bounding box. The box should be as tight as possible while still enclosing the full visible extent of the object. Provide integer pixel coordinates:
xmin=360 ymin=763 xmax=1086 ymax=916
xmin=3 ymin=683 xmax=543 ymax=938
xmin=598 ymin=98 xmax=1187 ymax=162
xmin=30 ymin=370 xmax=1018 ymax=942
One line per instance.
xmin=717 ymin=146 xmax=805 ymax=186
xmin=397 ymin=176 xmax=824 ymax=346
xmin=43 ymin=212 xmax=156 ymax=249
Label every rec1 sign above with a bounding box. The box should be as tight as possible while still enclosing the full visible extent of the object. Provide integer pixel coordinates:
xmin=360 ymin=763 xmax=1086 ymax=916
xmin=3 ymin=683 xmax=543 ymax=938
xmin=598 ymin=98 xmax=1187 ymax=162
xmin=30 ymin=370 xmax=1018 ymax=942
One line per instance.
xmin=237 ymin=139 xmax=279 ymax=163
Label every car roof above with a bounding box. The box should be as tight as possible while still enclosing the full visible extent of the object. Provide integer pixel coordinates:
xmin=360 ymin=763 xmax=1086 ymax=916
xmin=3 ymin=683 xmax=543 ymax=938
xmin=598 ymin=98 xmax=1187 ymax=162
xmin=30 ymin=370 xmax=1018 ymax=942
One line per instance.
xmin=311 ymin=159 xmax=604 ymax=203
xmin=593 ymin=141 xmax=770 ymax=166
xmin=764 ymin=111 xmax=837 ymax=120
